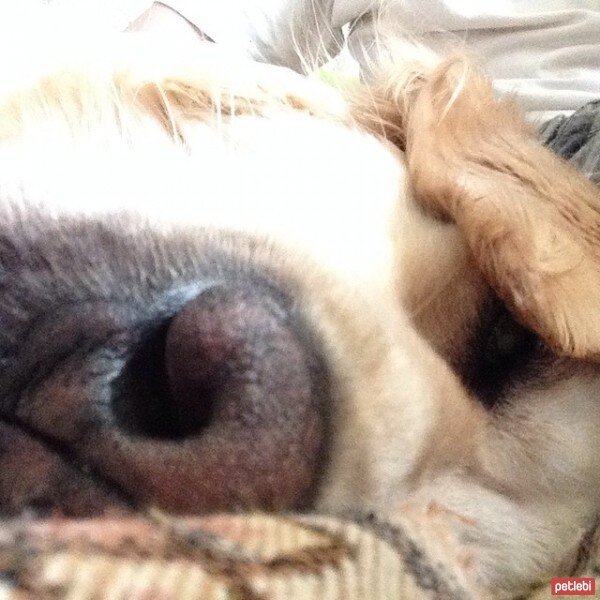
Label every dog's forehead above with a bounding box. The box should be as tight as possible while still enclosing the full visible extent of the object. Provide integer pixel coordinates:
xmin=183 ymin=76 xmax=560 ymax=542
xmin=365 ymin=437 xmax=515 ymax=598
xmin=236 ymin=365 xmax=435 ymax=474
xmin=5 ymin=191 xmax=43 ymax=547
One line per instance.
xmin=0 ymin=64 xmax=407 ymax=289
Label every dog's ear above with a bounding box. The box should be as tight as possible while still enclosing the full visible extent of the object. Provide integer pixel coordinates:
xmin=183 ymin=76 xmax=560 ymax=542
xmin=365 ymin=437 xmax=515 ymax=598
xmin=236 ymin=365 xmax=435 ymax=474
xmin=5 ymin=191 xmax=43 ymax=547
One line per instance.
xmin=390 ymin=55 xmax=600 ymax=359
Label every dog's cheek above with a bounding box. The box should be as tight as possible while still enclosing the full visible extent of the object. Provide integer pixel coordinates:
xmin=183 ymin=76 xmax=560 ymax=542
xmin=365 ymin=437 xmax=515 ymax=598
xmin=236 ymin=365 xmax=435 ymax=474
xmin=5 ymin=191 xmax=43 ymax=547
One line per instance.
xmin=394 ymin=474 xmax=586 ymax=597
xmin=313 ymin=309 xmax=487 ymax=516
xmin=393 ymin=190 xmax=492 ymax=370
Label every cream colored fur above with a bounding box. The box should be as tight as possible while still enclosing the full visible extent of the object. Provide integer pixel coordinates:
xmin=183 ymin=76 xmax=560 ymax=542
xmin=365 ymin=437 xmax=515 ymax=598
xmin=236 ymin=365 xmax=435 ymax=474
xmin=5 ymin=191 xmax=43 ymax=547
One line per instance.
xmin=1 ymin=30 xmax=600 ymax=598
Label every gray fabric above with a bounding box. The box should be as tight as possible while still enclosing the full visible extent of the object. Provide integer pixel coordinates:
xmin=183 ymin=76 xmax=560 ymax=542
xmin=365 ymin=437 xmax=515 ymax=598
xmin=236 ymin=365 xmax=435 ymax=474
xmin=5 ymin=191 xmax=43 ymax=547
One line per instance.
xmin=539 ymin=100 xmax=600 ymax=185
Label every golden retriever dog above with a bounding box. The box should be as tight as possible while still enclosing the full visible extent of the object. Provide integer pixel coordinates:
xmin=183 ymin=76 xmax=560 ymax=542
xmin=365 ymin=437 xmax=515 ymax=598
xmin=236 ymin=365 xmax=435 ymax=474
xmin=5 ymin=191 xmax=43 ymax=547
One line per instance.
xmin=0 ymin=24 xmax=599 ymax=598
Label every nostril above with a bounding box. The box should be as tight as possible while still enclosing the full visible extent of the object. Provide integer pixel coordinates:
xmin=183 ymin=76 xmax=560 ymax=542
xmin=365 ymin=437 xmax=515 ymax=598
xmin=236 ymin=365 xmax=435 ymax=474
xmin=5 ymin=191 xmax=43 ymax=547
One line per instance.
xmin=107 ymin=280 xmax=328 ymax=512
xmin=112 ymin=325 xmax=183 ymax=439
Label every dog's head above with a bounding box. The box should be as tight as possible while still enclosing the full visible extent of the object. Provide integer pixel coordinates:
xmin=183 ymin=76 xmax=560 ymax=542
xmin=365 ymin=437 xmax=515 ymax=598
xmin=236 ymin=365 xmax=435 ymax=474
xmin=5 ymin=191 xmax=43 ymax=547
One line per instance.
xmin=0 ymin=34 xmax=599 ymax=596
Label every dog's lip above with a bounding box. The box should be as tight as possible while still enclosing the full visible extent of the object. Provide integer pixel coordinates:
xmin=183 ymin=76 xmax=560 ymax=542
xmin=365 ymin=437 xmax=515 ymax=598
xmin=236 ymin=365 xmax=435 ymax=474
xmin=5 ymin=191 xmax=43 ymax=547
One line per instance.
xmin=0 ymin=417 xmax=134 ymax=518
xmin=0 ymin=276 xmax=331 ymax=516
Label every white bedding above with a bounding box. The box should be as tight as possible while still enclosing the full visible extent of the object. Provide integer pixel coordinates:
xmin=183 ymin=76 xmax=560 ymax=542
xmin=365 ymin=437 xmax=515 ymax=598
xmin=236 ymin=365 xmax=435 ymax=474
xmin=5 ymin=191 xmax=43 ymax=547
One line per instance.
xmin=7 ymin=0 xmax=600 ymax=118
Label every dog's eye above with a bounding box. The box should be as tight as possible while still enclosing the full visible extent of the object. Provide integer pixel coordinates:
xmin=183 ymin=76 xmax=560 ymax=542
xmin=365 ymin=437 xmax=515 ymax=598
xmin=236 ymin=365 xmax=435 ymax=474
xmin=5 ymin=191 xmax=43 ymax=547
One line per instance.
xmin=461 ymin=300 xmax=539 ymax=408
xmin=485 ymin=310 xmax=528 ymax=360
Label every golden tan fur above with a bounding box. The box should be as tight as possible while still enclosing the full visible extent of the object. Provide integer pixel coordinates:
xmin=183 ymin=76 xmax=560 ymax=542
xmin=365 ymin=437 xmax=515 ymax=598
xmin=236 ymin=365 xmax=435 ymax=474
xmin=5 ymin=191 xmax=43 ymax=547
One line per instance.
xmin=1 ymin=31 xmax=600 ymax=598
xmin=391 ymin=55 xmax=600 ymax=360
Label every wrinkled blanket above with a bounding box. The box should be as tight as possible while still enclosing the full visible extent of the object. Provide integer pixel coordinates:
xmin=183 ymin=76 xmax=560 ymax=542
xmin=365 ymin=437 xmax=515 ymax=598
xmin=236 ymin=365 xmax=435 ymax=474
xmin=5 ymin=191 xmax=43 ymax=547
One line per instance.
xmin=539 ymin=100 xmax=600 ymax=185
xmin=0 ymin=511 xmax=598 ymax=599
xmin=0 ymin=103 xmax=599 ymax=600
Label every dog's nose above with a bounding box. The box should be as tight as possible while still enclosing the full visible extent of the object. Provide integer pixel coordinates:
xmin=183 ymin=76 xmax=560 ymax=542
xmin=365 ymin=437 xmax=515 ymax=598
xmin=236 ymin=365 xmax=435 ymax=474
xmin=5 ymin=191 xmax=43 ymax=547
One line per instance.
xmin=86 ymin=282 xmax=327 ymax=513
xmin=0 ymin=279 xmax=327 ymax=517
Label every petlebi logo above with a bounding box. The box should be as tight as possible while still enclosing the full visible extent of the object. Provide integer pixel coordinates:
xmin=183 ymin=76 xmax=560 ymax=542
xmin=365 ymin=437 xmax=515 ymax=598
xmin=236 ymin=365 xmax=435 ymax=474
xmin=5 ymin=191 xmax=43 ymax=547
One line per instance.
xmin=551 ymin=577 xmax=596 ymax=596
